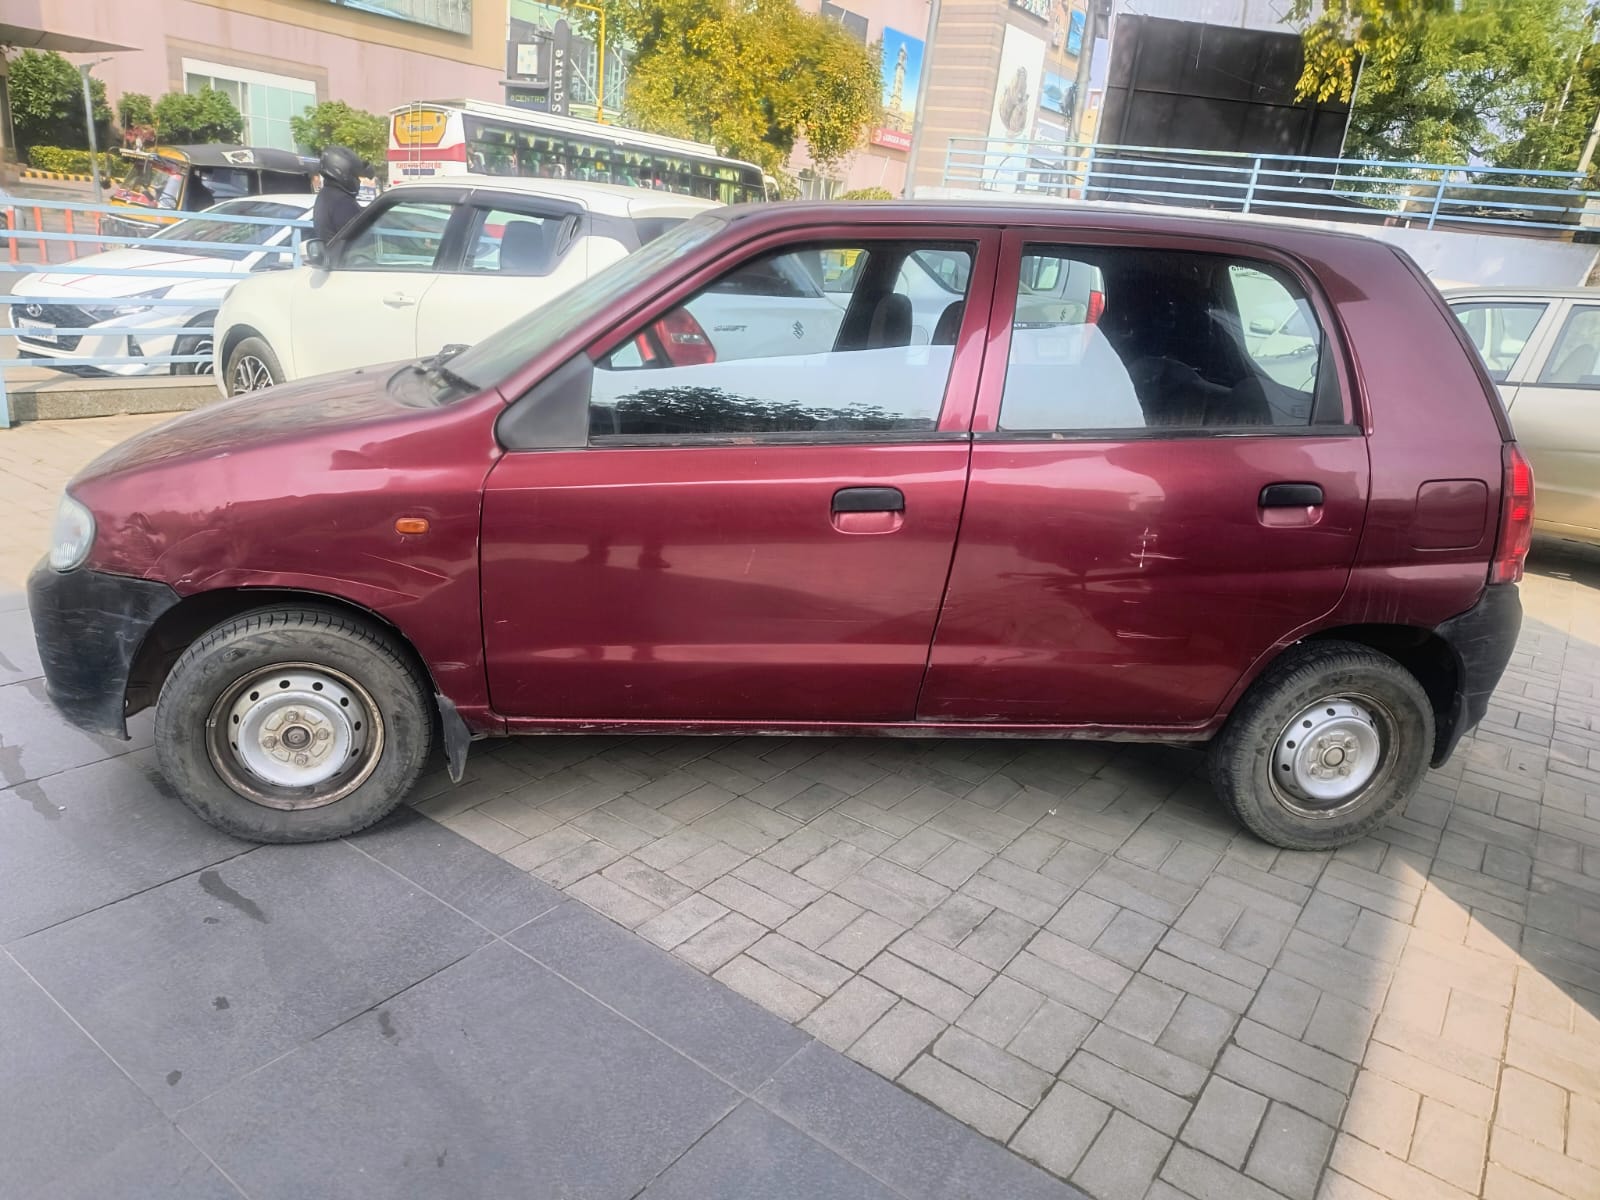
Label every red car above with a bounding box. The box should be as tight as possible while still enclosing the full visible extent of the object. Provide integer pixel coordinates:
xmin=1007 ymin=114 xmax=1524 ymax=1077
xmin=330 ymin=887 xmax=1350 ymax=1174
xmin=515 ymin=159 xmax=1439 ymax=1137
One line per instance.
xmin=29 ymin=202 xmax=1529 ymax=850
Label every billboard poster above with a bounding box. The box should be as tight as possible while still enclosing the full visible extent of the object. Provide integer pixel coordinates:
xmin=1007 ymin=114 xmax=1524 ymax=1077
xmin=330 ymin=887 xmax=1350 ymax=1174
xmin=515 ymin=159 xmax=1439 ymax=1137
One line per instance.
xmin=324 ymin=0 xmax=471 ymax=37
xmin=987 ymin=24 xmax=1047 ymax=191
xmin=871 ymin=28 xmax=924 ymax=152
xmin=1041 ymin=72 xmax=1074 ymax=116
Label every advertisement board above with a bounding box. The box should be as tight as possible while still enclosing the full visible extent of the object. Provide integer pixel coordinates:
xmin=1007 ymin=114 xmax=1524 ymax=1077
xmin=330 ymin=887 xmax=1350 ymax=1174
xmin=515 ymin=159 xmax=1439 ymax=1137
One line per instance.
xmin=871 ymin=27 xmax=924 ymax=152
xmin=323 ymin=0 xmax=471 ymax=37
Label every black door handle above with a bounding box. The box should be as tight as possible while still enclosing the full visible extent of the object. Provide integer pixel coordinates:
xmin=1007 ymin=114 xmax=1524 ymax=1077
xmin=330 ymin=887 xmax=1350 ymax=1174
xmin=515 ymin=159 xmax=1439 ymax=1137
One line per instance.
xmin=833 ymin=486 xmax=905 ymax=513
xmin=1259 ymin=483 xmax=1324 ymax=508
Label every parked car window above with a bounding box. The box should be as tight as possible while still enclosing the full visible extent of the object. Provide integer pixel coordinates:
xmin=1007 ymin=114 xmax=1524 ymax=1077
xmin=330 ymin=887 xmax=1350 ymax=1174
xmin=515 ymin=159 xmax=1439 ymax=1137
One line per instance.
xmin=999 ymin=245 xmax=1333 ymax=432
xmin=464 ymin=208 xmax=570 ymax=276
xmin=590 ymin=242 xmax=975 ymax=439
xmin=1538 ymin=304 xmax=1600 ymax=385
xmin=1452 ymin=301 xmax=1544 ymax=382
xmin=148 ymin=200 xmax=306 ymax=260
xmin=339 ymin=200 xmax=453 ymax=271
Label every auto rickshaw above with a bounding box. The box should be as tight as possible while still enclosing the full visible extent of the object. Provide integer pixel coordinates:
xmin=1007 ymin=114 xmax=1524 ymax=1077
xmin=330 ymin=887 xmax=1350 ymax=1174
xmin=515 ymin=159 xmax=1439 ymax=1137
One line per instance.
xmin=105 ymin=145 xmax=319 ymax=239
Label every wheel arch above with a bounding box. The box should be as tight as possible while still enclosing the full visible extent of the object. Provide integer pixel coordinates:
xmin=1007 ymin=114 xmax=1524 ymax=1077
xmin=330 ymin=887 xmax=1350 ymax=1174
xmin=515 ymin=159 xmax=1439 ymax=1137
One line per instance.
xmin=1296 ymin=624 xmax=1461 ymax=765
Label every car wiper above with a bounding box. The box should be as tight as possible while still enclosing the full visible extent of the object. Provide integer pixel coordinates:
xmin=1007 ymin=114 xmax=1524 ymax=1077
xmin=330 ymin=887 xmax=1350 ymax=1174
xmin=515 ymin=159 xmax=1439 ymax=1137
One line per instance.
xmin=412 ymin=343 xmax=476 ymax=396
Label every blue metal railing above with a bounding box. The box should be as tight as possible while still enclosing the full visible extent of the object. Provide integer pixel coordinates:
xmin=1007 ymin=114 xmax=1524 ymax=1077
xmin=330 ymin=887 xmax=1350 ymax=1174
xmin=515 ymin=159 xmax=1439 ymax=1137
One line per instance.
xmin=0 ymin=198 xmax=311 ymax=428
xmin=941 ymin=140 xmax=1593 ymax=234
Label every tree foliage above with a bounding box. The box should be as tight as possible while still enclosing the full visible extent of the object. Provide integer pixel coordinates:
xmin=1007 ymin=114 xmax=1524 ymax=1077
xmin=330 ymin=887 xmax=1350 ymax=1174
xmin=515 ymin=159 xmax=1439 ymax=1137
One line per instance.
xmin=118 ymin=92 xmax=155 ymax=129
xmin=597 ymin=0 xmax=880 ymax=177
xmin=290 ymin=100 xmax=387 ymax=169
xmin=6 ymin=50 xmax=112 ymax=151
xmin=154 ymin=87 xmax=244 ymax=144
xmin=1292 ymin=0 xmax=1593 ymax=165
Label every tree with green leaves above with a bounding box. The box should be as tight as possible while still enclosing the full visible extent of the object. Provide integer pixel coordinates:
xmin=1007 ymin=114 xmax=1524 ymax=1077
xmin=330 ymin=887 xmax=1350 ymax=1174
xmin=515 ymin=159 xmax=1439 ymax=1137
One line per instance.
xmin=595 ymin=0 xmax=879 ymax=179
xmin=1292 ymin=0 xmax=1593 ymax=166
xmin=5 ymin=49 xmax=113 ymax=152
xmin=154 ymin=87 xmax=245 ymax=144
xmin=118 ymin=92 xmax=155 ymax=129
xmin=290 ymin=100 xmax=387 ymax=169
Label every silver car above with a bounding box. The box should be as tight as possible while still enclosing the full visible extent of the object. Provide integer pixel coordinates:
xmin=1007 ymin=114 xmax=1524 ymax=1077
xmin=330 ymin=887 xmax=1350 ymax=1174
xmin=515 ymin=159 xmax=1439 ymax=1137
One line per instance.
xmin=1447 ymin=286 xmax=1600 ymax=546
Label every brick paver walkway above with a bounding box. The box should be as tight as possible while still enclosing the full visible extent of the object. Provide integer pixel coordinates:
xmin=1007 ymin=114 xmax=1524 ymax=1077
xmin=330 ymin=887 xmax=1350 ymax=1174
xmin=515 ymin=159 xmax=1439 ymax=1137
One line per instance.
xmin=7 ymin=414 xmax=1599 ymax=1199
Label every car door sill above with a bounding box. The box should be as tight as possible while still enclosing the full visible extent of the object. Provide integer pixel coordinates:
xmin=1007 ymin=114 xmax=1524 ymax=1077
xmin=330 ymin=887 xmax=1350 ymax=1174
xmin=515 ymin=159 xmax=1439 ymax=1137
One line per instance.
xmin=495 ymin=716 xmax=1219 ymax=740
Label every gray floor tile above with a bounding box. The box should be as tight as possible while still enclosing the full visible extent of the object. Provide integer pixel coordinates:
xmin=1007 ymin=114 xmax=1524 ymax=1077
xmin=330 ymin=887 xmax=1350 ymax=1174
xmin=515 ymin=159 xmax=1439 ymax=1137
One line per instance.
xmin=509 ymin=900 xmax=809 ymax=1091
xmin=348 ymin=806 xmax=563 ymax=933
xmin=640 ymin=1101 xmax=902 ymax=1199
xmin=11 ymin=840 xmax=489 ymax=1111
xmin=0 ymin=676 xmax=152 ymax=785
xmin=179 ymin=941 xmax=736 ymax=1200
xmin=0 ymin=954 xmax=195 ymax=1197
xmin=756 ymin=1043 xmax=1087 ymax=1200
xmin=0 ymin=751 xmax=247 ymax=943
xmin=35 ymin=1119 xmax=243 ymax=1200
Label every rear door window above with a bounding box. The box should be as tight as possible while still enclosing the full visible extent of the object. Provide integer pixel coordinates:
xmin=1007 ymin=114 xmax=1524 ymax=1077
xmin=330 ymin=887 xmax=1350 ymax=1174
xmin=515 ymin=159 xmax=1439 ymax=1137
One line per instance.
xmin=1536 ymin=304 xmax=1600 ymax=385
xmin=462 ymin=206 xmax=576 ymax=276
xmin=1452 ymin=301 xmax=1546 ymax=382
xmin=998 ymin=244 xmax=1340 ymax=433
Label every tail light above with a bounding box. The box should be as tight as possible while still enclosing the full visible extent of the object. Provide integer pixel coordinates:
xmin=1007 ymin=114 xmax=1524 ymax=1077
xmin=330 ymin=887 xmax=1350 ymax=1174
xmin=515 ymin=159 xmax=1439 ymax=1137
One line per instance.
xmin=1086 ymin=289 xmax=1105 ymax=325
xmin=1490 ymin=442 xmax=1534 ymax=584
xmin=651 ymin=308 xmax=715 ymax=366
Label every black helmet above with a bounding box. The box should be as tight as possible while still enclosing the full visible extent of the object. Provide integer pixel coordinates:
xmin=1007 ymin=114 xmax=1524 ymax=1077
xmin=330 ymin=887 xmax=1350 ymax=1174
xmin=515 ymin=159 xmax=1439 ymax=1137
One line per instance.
xmin=320 ymin=145 xmax=363 ymax=195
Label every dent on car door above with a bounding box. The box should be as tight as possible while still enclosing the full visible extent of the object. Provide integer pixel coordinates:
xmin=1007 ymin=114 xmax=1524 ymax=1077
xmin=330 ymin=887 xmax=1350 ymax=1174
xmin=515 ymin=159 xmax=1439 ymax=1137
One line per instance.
xmin=415 ymin=203 xmax=590 ymax=354
xmin=292 ymin=196 xmax=457 ymax=376
xmin=480 ymin=230 xmax=997 ymax=723
xmin=1502 ymin=302 xmax=1600 ymax=538
xmin=921 ymin=234 xmax=1371 ymax=727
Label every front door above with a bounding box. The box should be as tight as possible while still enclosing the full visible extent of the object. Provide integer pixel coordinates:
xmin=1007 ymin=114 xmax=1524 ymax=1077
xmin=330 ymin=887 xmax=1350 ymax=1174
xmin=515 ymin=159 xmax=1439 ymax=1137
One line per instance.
xmin=921 ymin=231 xmax=1370 ymax=727
xmin=481 ymin=230 xmax=996 ymax=723
xmin=292 ymin=193 xmax=459 ymax=377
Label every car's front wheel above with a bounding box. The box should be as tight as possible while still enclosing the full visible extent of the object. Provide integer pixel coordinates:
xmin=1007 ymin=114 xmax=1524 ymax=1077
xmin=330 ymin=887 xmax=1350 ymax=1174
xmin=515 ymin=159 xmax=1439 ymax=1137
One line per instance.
xmin=154 ymin=607 xmax=433 ymax=842
xmin=1209 ymin=641 xmax=1434 ymax=850
xmin=224 ymin=335 xmax=283 ymax=395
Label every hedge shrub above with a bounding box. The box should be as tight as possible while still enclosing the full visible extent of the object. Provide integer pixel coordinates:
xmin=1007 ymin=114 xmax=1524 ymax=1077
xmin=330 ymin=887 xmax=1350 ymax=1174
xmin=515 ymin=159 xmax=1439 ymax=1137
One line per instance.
xmin=26 ymin=146 xmax=121 ymax=176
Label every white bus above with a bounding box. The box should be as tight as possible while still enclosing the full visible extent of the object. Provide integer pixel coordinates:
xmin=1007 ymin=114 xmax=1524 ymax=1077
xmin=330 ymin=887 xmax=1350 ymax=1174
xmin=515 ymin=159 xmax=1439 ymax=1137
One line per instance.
xmin=387 ymin=100 xmax=773 ymax=204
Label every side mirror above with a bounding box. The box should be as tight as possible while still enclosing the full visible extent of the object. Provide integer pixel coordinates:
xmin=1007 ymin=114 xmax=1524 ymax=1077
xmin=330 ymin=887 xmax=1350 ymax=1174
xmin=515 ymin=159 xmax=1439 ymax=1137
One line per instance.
xmin=1249 ymin=317 xmax=1276 ymax=335
xmin=303 ymin=239 xmax=328 ymax=269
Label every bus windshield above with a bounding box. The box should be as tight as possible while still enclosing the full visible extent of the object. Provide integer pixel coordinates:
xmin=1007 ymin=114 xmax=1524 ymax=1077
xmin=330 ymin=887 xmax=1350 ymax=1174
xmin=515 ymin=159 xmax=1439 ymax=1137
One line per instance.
xmin=462 ymin=116 xmax=763 ymax=204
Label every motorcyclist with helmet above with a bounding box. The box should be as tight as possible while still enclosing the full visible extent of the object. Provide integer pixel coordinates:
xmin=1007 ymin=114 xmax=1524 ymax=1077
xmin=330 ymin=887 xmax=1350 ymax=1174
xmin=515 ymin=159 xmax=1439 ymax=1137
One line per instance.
xmin=313 ymin=145 xmax=364 ymax=245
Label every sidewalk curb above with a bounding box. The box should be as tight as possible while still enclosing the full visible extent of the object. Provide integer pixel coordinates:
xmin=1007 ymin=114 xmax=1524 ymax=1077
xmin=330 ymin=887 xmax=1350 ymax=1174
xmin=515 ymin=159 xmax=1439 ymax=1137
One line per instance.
xmin=20 ymin=169 xmax=95 ymax=183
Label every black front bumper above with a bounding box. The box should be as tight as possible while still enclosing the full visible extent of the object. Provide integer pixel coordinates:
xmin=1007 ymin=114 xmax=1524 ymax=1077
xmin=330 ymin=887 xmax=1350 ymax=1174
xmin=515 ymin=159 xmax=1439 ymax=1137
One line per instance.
xmin=1432 ymin=582 xmax=1522 ymax=765
xmin=27 ymin=560 xmax=181 ymax=739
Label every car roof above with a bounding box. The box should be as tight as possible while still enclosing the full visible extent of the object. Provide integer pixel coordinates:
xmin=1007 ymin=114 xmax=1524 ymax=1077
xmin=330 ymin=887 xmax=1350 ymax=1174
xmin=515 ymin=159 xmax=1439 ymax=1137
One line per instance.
xmin=149 ymin=145 xmax=318 ymax=172
xmin=389 ymin=173 xmax=719 ymax=217
xmin=1442 ymin=285 xmax=1600 ymax=300
xmin=717 ymin=196 xmax=1394 ymax=250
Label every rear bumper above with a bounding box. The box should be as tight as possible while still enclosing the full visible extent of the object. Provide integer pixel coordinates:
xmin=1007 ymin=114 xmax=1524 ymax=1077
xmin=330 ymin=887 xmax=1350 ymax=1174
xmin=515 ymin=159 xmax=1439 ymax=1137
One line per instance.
xmin=27 ymin=560 xmax=180 ymax=739
xmin=1431 ymin=582 xmax=1522 ymax=765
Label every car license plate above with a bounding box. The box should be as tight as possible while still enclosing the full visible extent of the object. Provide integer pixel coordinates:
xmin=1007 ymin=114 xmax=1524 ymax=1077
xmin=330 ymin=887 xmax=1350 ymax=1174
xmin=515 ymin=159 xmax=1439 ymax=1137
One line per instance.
xmin=16 ymin=317 xmax=56 ymax=344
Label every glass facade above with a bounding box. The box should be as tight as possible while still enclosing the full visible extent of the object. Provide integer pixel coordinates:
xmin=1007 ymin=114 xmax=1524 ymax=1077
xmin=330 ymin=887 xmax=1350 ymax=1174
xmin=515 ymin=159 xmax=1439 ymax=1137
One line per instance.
xmin=184 ymin=67 xmax=316 ymax=151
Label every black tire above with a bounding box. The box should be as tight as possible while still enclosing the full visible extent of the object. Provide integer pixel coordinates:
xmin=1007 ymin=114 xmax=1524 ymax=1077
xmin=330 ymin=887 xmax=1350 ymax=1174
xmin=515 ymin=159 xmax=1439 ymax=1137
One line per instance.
xmin=172 ymin=314 xmax=216 ymax=377
xmin=223 ymin=335 xmax=283 ymax=395
xmin=1208 ymin=640 xmax=1434 ymax=850
xmin=154 ymin=607 xmax=433 ymax=843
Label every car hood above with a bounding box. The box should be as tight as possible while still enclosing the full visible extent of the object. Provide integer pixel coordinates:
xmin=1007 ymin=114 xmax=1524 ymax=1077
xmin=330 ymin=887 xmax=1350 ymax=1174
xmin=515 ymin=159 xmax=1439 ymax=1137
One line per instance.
xmin=21 ymin=247 xmax=244 ymax=298
xmin=74 ymin=362 xmax=428 ymax=484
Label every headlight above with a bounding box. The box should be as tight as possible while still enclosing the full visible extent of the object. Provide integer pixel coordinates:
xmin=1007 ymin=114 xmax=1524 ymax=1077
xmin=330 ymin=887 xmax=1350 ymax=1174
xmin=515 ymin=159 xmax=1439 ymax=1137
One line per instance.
xmin=95 ymin=286 xmax=174 ymax=319
xmin=48 ymin=493 xmax=96 ymax=571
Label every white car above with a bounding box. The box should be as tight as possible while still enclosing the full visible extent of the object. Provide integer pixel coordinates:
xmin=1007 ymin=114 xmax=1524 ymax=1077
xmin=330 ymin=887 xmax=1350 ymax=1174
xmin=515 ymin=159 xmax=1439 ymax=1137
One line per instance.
xmin=214 ymin=176 xmax=715 ymax=395
xmin=10 ymin=196 xmax=315 ymax=377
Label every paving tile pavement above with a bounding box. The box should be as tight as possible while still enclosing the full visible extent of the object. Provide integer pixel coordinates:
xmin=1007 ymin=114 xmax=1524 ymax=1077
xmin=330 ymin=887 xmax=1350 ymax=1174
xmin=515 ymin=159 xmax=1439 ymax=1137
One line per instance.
xmin=412 ymin=539 xmax=1600 ymax=1200
xmin=7 ymin=415 xmax=1600 ymax=1198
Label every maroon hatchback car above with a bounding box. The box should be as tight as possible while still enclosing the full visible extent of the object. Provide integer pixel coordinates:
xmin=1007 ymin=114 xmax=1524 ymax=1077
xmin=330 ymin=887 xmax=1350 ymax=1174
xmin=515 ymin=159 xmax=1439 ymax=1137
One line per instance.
xmin=29 ymin=202 xmax=1531 ymax=850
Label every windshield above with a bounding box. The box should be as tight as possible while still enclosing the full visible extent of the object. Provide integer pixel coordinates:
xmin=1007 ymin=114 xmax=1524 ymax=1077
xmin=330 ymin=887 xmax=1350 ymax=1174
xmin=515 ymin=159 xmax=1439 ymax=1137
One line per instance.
xmin=448 ymin=214 xmax=727 ymax=391
xmin=149 ymin=200 xmax=308 ymax=260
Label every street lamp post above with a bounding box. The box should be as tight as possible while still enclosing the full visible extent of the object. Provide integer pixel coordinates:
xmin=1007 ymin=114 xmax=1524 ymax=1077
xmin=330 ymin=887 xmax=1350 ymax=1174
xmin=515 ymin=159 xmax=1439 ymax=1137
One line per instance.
xmin=78 ymin=57 xmax=114 ymax=197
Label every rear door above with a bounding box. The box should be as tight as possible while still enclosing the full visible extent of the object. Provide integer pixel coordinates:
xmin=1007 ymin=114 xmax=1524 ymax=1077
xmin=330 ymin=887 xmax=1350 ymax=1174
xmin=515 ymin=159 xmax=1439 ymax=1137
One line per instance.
xmin=413 ymin=193 xmax=591 ymax=355
xmin=920 ymin=229 xmax=1371 ymax=728
xmin=1501 ymin=299 xmax=1600 ymax=539
xmin=292 ymin=190 xmax=462 ymax=375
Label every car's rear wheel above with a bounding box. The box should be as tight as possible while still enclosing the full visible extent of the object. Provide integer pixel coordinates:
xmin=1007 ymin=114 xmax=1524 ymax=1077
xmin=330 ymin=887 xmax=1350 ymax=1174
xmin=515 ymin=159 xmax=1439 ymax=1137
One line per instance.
xmin=224 ymin=335 xmax=283 ymax=395
xmin=1208 ymin=641 xmax=1433 ymax=850
xmin=154 ymin=607 xmax=433 ymax=842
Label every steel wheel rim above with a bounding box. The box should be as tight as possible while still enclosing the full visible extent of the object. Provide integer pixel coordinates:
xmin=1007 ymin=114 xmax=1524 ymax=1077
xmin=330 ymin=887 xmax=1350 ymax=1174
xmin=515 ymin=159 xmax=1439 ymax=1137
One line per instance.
xmin=1268 ymin=694 xmax=1391 ymax=820
xmin=206 ymin=662 xmax=384 ymax=810
xmin=231 ymin=354 xmax=272 ymax=393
